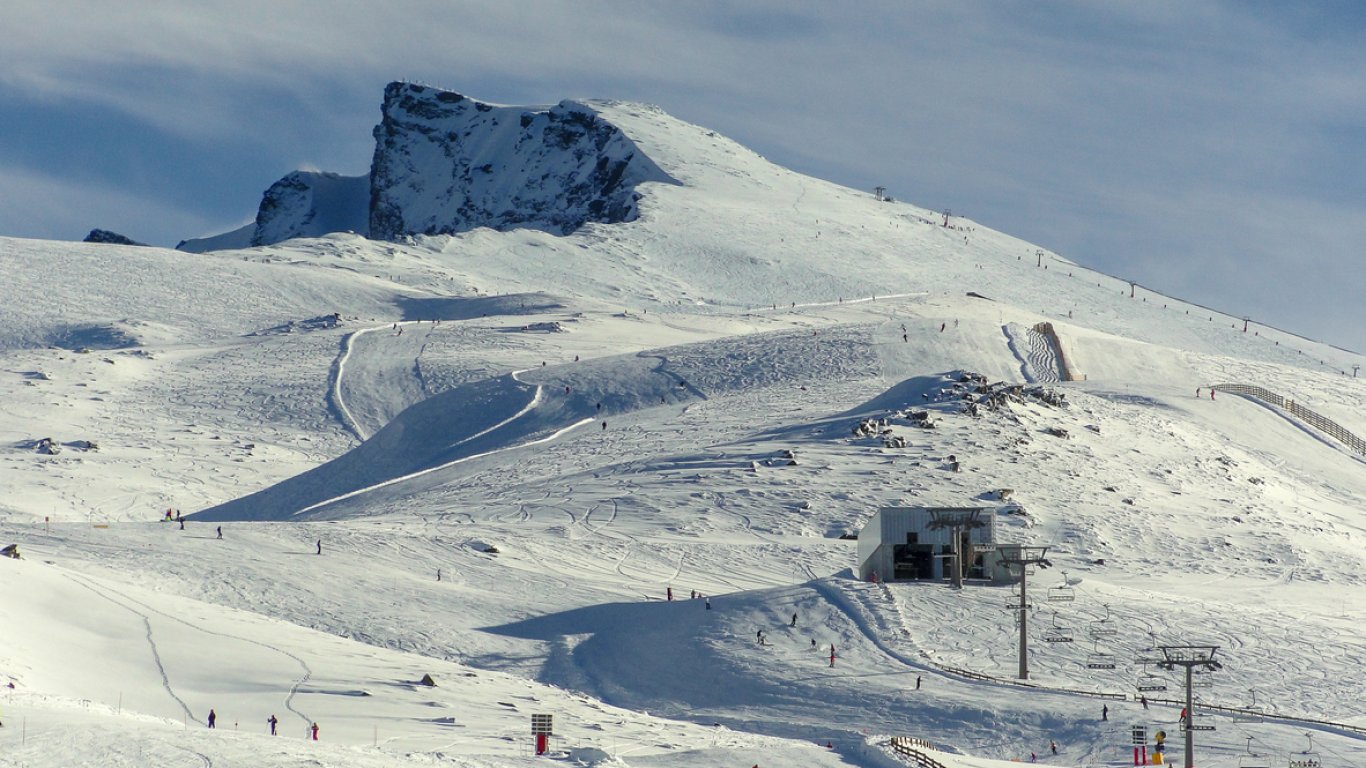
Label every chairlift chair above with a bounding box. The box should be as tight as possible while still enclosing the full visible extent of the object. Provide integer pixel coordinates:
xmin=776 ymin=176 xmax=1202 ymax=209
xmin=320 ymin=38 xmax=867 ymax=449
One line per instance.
xmin=1234 ymin=689 xmax=1265 ymax=723
xmin=1236 ymin=737 xmax=1271 ymax=768
xmin=1088 ymin=603 xmax=1118 ymax=638
xmin=1136 ymin=672 xmax=1167 ymax=692
xmin=1085 ymin=642 xmax=1116 ymax=670
xmin=1047 ymin=571 xmax=1075 ymax=603
xmin=1287 ymin=734 xmax=1322 ymax=768
xmin=1044 ymin=611 xmax=1074 ymax=643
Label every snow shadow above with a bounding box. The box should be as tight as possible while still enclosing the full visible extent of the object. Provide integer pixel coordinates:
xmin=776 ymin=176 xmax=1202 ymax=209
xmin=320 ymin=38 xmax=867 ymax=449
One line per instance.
xmin=393 ymin=292 xmax=566 ymax=321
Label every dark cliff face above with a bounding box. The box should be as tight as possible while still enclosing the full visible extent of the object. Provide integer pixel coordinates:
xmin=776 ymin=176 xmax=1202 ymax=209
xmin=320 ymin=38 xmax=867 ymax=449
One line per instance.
xmin=368 ymin=82 xmax=675 ymax=240
xmin=251 ymin=171 xmax=370 ymax=247
xmin=83 ymin=229 xmax=146 ymax=246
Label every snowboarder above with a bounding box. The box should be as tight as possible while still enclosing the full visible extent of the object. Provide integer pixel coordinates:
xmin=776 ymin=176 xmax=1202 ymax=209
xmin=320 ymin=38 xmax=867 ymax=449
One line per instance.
xmin=316 ymin=539 xmax=322 ymax=555
xmin=1102 ymin=704 xmax=1108 ymax=721
xmin=268 ymin=714 xmax=278 ymax=735
xmin=790 ymin=612 xmax=798 ymax=627
xmin=216 ymin=526 xmax=222 ymax=540
xmin=207 ymin=709 xmax=217 ymax=728
xmin=311 ymin=722 xmax=319 ymax=741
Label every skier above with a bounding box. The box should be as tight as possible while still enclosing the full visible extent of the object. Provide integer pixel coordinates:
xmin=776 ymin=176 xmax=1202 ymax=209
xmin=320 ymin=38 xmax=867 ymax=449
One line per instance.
xmin=1140 ymin=695 xmax=1149 ymax=710
xmin=1195 ymin=387 xmax=1201 ymax=398
xmin=316 ymin=539 xmax=322 ymax=555
xmin=667 ymin=587 xmax=673 ymax=601
xmin=437 ymin=569 xmax=442 ymax=582
xmin=811 ymin=638 xmax=817 ymax=648
xmin=268 ymin=714 xmax=278 ymax=735
xmin=216 ymin=526 xmax=222 ymax=540
xmin=179 ymin=518 xmax=185 ymax=530
xmin=601 ymin=421 xmax=607 ymax=430
xmin=1210 ymin=389 xmax=1215 ymax=401
xmin=1050 ymin=740 xmax=1058 ymax=755
xmin=311 ymin=722 xmax=319 ymax=741
xmin=829 ymin=644 xmax=836 ymax=667
xmin=1102 ymin=704 xmax=1108 ymax=721
xmin=207 ymin=709 xmax=217 ymax=728
xmin=940 ymin=322 xmax=946 ymax=332
xmin=705 ymin=597 xmax=711 ymax=610
xmin=756 ymin=629 xmax=764 ymax=645
xmin=1178 ymin=707 xmax=1187 ymax=724
xmin=916 ymin=675 xmax=922 ymax=690
xmin=790 ymin=612 xmax=798 ymax=627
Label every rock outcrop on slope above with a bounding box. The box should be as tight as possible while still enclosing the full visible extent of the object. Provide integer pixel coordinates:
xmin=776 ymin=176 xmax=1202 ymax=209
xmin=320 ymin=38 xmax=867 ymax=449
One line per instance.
xmin=83 ymin=229 xmax=146 ymax=246
xmin=180 ymin=82 xmax=677 ymax=251
xmin=368 ymin=83 xmax=675 ymax=239
xmin=250 ymin=171 xmax=369 ymax=247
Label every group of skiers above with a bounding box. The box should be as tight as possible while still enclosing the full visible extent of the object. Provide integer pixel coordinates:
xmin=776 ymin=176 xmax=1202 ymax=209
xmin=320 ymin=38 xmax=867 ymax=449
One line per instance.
xmin=207 ymin=709 xmax=317 ymax=740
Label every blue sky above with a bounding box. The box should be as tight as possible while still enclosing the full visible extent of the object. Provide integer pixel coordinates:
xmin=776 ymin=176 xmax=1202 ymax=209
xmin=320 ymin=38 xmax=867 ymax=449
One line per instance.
xmin=3 ymin=1 xmax=1364 ymax=352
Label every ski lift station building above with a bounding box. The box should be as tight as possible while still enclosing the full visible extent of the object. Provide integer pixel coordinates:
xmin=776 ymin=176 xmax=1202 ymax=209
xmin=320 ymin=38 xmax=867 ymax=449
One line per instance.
xmin=857 ymin=506 xmax=1016 ymax=584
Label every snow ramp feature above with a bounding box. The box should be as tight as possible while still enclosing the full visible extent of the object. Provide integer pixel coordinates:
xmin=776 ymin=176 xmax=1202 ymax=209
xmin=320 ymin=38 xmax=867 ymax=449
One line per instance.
xmin=194 ymin=374 xmax=542 ymax=521
xmin=194 ymin=353 xmax=700 ymax=521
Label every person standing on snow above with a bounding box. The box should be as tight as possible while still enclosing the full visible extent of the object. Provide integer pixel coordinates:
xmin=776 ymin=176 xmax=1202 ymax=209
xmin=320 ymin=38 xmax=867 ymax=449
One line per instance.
xmin=216 ymin=526 xmax=223 ymax=540
xmin=268 ymin=714 xmax=278 ymax=735
xmin=311 ymin=722 xmax=319 ymax=740
xmin=1102 ymin=704 xmax=1108 ymax=721
xmin=316 ymin=539 xmax=322 ymax=555
xmin=207 ymin=709 xmax=217 ymax=728
xmin=790 ymin=612 xmax=798 ymax=627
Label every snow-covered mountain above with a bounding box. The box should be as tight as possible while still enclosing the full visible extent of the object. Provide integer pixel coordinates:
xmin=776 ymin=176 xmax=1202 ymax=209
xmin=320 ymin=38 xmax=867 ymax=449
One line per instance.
xmin=2 ymin=84 xmax=1364 ymax=768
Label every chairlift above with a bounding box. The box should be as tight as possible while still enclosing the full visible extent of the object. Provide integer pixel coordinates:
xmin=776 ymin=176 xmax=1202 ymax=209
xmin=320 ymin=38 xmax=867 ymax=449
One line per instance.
xmin=1234 ymin=688 xmax=1265 ymax=724
xmin=1287 ymin=733 xmax=1323 ymax=768
xmin=1136 ymin=671 xmax=1167 ymax=692
xmin=1237 ymin=737 xmax=1271 ymax=768
xmin=1044 ymin=611 xmax=1074 ymax=643
xmin=1088 ymin=603 xmax=1118 ymax=638
xmin=1085 ymin=641 xmax=1116 ymax=670
xmin=1048 ymin=571 xmax=1076 ymax=603
xmin=1191 ymin=667 xmax=1214 ymax=688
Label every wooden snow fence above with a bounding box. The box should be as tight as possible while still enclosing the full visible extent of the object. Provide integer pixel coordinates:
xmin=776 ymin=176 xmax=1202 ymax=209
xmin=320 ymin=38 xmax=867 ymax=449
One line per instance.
xmin=889 ymin=736 xmax=948 ymax=768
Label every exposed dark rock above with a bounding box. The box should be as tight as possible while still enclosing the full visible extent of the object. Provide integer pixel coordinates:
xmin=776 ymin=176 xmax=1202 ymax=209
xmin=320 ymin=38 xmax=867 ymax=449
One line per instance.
xmin=83 ymin=229 xmax=146 ymax=246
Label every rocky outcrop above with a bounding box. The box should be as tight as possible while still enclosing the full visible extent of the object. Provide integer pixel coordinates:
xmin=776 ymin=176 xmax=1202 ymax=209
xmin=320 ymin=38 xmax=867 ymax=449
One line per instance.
xmin=179 ymin=82 xmax=676 ymax=250
xmin=83 ymin=229 xmax=145 ymax=246
xmin=251 ymin=171 xmax=369 ymax=247
xmin=368 ymin=82 xmax=674 ymax=239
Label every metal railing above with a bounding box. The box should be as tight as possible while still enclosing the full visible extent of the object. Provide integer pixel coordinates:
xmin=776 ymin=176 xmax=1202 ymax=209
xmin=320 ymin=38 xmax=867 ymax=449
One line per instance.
xmin=1210 ymin=384 xmax=1366 ymax=456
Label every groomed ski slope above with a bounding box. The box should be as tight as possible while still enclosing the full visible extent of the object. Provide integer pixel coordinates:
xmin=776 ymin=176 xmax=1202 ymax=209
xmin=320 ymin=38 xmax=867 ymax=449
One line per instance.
xmin=1 ymin=94 xmax=1364 ymax=768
